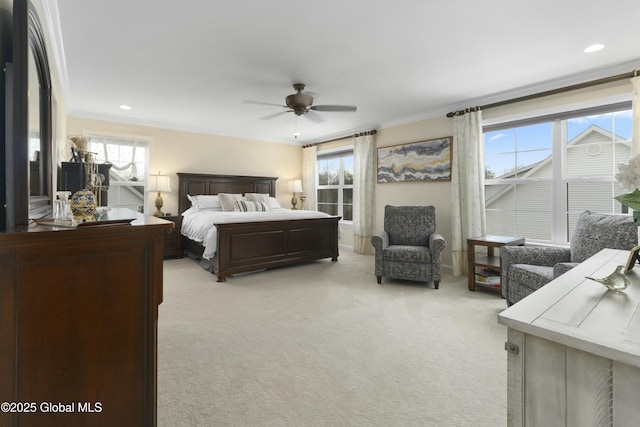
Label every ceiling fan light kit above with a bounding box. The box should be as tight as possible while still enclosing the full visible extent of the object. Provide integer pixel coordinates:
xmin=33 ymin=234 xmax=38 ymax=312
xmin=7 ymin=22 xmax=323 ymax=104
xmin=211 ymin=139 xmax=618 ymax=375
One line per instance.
xmin=286 ymin=83 xmax=314 ymax=116
xmin=249 ymin=83 xmax=357 ymax=119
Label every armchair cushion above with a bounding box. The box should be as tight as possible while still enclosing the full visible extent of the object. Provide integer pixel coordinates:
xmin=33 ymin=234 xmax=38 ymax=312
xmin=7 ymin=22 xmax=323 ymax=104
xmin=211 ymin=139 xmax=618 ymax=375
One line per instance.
xmin=384 ymin=245 xmax=432 ymax=263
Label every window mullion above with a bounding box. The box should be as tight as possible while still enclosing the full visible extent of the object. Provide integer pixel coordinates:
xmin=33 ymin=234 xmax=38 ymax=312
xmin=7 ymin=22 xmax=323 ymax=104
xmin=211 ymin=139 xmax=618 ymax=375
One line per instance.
xmin=552 ymin=119 xmax=566 ymax=243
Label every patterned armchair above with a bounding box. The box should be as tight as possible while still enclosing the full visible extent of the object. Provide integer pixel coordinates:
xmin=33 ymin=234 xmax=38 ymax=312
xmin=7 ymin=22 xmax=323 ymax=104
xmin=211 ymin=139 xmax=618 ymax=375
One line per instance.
xmin=371 ymin=205 xmax=446 ymax=288
xmin=501 ymin=211 xmax=637 ymax=306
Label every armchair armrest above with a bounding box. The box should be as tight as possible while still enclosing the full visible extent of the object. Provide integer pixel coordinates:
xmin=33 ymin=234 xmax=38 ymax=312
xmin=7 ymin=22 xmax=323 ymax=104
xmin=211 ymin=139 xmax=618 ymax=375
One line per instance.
xmin=500 ymin=246 xmax=571 ymax=268
xmin=371 ymin=231 xmax=390 ymax=253
xmin=429 ymin=233 xmax=446 ymax=258
xmin=500 ymin=246 xmax=571 ymax=300
xmin=553 ymin=262 xmax=579 ymax=278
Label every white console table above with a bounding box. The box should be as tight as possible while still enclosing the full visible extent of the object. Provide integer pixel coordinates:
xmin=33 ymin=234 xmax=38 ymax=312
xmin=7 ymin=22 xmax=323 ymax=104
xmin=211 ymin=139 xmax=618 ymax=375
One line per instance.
xmin=498 ymin=248 xmax=640 ymax=427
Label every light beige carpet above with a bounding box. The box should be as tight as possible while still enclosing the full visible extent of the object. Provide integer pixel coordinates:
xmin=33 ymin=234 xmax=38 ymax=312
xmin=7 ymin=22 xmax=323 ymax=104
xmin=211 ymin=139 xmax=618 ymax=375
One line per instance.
xmin=158 ymin=250 xmax=508 ymax=426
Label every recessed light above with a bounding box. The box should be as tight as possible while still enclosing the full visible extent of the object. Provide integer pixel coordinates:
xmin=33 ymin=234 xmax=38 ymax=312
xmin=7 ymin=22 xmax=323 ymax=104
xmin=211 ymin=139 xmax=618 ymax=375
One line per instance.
xmin=120 ymin=105 xmax=132 ymax=110
xmin=584 ymin=44 xmax=605 ymax=53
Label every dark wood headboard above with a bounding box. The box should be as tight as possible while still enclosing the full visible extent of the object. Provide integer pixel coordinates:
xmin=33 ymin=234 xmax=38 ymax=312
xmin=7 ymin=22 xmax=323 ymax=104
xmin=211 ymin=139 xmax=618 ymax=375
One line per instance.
xmin=177 ymin=173 xmax=278 ymax=213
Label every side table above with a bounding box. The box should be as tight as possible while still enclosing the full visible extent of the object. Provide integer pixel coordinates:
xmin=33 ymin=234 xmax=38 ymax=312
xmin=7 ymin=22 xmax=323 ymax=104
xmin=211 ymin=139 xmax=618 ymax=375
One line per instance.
xmin=162 ymin=215 xmax=183 ymax=258
xmin=467 ymin=235 xmax=525 ymax=293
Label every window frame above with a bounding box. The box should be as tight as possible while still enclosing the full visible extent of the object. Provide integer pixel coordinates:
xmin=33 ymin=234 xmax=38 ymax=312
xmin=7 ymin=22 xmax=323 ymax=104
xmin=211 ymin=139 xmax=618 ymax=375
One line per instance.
xmin=316 ymin=148 xmax=354 ymax=223
xmin=84 ymin=131 xmax=151 ymax=213
xmin=483 ymin=101 xmax=632 ymax=245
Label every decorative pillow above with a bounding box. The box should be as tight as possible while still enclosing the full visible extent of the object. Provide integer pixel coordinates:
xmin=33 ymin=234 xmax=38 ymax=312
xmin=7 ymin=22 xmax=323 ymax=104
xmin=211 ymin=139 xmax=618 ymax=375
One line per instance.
xmin=187 ymin=194 xmax=222 ymax=211
xmin=268 ymin=197 xmax=282 ymax=209
xmin=245 ymin=193 xmax=270 ymax=204
xmin=234 ymin=200 xmax=271 ymax=212
xmin=218 ymin=193 xmax=244 ymax=212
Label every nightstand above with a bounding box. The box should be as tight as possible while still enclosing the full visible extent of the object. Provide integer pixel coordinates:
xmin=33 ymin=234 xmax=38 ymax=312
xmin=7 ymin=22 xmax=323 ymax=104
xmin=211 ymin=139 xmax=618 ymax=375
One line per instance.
xmin=162 ymin=215 xmax=183 ymax=258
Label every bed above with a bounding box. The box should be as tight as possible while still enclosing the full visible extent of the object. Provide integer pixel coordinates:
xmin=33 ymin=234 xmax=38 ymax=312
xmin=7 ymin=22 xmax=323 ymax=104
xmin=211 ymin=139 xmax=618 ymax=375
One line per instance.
xmin=178 ymin=173 xmax=340 ymax=281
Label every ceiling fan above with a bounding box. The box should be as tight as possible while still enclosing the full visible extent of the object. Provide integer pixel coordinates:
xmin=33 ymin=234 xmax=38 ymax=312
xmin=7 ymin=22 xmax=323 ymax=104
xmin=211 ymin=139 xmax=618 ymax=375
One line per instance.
xmin=244 ymin=83 xmax=357 ymax=121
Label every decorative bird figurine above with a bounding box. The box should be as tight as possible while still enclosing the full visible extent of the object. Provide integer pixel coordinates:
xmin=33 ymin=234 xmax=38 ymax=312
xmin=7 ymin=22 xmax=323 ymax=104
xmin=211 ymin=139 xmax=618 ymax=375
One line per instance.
xmin=585 ymin=265 xmax=630 ymax=292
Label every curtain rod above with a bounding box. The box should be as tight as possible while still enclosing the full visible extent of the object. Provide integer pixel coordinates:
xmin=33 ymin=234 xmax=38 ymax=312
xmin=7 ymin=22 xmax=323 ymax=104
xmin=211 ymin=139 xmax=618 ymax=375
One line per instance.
xmin=446 ymin=69 xmax=639 ymax=118
xmin=303 ymin=129 xmax=377 ymax=148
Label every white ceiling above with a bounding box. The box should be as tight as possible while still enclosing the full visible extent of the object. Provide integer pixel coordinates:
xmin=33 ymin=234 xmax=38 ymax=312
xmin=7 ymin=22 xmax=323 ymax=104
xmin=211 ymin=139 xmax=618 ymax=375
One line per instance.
xmin=39 ymin=0 xmax=640 ymax=145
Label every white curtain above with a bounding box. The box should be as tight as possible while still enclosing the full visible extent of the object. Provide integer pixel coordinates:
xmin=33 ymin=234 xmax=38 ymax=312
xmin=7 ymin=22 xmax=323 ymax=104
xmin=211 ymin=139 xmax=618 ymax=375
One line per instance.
xmin=88 ymin=135 xmax=148 ymax=182
xmin=353 ymin=132 xmax=376 ymax=254
xmin=632 ymin=76 xmax=640 ymax=157
xmin=302 ymin=145 xmax=317 ymax=210
xmin=451 ymin=110 xmax=486 ymax=276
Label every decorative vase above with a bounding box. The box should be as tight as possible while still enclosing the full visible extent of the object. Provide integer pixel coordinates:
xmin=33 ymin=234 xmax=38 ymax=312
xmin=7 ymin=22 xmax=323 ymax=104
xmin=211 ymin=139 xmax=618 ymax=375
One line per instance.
xmin=71 ymin=189 xmax=97 ymax=221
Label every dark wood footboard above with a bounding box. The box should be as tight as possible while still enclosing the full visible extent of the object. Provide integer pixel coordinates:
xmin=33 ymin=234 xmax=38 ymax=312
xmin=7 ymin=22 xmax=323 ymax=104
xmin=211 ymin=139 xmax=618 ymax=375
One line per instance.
xmin=213 ymin=216 xmax=340 ymax=281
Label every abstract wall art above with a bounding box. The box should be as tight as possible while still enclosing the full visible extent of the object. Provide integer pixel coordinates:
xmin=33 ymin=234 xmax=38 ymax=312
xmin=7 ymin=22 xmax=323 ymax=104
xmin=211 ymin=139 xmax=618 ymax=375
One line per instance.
xmin=377 ymin=136 xmax=452 ymax=183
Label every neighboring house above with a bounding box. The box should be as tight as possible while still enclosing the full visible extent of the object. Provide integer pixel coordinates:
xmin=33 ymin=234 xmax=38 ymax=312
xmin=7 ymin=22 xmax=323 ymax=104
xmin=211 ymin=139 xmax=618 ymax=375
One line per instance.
xmin=485 ymin=125 xmax=631 ymax=240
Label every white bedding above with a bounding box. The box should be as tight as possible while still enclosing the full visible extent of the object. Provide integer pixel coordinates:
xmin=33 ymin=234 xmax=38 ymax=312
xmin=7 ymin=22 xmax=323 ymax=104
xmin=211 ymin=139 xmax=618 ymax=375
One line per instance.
xmin=181 ymin=208 xmax=333 ymax=260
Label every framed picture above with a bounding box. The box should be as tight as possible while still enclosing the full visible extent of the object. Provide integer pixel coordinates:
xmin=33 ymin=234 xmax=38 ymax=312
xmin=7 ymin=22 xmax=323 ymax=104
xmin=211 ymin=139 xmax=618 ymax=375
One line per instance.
xmin=377 ymin=136 xmax=452 ymax=183
xmin=625 ymin=245 xmax=640 ymax=272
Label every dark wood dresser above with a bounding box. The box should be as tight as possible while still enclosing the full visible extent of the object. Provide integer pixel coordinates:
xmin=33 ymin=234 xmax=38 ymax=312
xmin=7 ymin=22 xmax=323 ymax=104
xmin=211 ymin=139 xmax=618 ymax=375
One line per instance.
xmin=60 ymin=161 xmax=113 ymax=206
xmin=0 ymin=209 xmax=172 ymax=426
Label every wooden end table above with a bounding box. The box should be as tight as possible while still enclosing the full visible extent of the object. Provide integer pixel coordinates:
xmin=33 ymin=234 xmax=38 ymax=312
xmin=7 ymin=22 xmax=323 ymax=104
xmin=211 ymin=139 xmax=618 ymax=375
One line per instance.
xmin=467 ymin=235 xmax=525 ymax=293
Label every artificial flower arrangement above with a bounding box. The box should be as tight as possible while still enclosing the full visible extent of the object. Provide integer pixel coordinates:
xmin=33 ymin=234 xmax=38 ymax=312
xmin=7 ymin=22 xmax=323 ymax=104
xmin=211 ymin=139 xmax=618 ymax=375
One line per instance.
xmin=615 ymin=154 xmax=640 ymax=224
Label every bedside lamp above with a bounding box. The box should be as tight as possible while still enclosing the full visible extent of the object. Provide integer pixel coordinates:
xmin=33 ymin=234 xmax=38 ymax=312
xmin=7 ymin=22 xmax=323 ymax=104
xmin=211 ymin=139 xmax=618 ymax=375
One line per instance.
xmin=148 ymin=173 xmax=172 ymax=217
xmin=288 ymin=179 xmax=303 ymax=210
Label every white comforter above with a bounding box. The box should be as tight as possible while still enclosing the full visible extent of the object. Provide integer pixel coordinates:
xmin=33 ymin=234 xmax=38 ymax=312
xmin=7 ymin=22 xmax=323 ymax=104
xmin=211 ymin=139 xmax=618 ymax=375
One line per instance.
xmin=181 ymin=208 xmax=334 ymax=260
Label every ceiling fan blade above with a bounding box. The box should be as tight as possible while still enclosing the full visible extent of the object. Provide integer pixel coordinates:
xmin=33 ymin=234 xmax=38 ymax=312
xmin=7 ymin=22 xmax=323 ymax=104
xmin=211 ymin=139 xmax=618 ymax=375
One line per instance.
xmin=310 ymin=105 xmax=357 ymax=112
xmin=304 ymin=110 xmax=324 ymax=123
xmin=242 ymin=100 xmax=287 ymax=108
xmin=261 ymin=110 xmax=290 ymax=120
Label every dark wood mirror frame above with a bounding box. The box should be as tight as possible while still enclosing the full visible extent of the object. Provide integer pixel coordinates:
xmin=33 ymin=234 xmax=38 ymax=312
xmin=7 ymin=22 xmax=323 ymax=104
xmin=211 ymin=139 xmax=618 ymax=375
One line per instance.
xmin=27 ymin=1 xmax=52 ymax=212
xmin=4 ymin=0 xmax=52 ymax=229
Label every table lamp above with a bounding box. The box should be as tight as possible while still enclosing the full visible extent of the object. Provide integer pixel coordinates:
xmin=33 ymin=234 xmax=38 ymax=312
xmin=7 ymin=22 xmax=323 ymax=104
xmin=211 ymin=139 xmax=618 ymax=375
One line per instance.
xmin=288 ymin=179 xmax=303 ymax=210
xmin=148 ymin=173 xmax=171 ymax=217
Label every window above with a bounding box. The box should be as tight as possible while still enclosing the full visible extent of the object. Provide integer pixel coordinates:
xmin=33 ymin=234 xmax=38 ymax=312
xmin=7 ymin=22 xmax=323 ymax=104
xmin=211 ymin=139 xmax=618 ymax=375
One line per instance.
xmin=484 ymin=102 xmax=632 ymax=245
xmin=317 ymin=151 xmax=353 ymax=221
xmin=87 ymin=133 xmax=150 ymax=212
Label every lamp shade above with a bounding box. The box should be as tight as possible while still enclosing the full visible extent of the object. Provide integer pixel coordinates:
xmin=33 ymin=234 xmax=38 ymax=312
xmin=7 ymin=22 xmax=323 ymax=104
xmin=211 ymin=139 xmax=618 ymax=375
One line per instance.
xmin=148 ymin=174 xmax=172 ymax=193
xmin=288 ymin=179 xmax=303 ymax=193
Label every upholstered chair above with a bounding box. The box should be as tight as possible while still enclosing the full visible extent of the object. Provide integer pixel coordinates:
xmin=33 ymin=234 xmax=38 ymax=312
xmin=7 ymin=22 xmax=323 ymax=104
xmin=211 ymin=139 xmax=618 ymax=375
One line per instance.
xmin=371 ymin=205 xmax=446 ymax=288
xmin=501 ymin=211 xmax=637 ymax=306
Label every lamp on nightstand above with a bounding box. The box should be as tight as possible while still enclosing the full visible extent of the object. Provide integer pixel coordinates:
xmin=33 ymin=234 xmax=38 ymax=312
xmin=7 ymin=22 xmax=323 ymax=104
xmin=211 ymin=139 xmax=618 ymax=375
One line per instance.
xmin=288 ymin=179 xmax=303 ymax=210
xmin=148 ymin=173 xmax=172 ymax=217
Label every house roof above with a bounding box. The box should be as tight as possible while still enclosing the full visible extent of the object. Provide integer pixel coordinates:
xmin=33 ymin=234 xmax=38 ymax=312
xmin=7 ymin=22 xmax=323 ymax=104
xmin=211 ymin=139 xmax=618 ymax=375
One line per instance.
xmin=34 ymin=0 xmax=640 ymax=145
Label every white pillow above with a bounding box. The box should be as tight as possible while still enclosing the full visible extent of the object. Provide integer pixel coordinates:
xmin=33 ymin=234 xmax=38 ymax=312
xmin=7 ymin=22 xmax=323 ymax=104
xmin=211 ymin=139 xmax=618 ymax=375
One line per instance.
xmin=218 ymin=193 xmax=244 ymax=212
xmin=233 ymin=200 xmax=271 ymax=212
xmin=245 ymin=193 xmax=270 ymax=204
xmin=187 ymin=194 xmax=222 ymax=211
xmin=181 ymin=207 xmax=198 ymax=216
xmin=268 ymin=197 xmax=282 ymax=209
